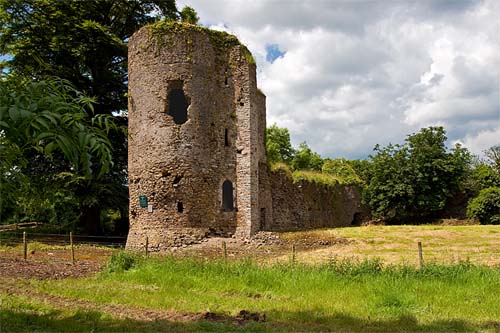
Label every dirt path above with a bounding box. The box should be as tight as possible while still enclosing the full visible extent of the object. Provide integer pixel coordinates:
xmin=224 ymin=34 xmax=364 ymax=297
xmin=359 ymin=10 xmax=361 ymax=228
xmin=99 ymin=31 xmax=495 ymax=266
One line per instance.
xmin=0 ymin=257 xmax=103 ymax=279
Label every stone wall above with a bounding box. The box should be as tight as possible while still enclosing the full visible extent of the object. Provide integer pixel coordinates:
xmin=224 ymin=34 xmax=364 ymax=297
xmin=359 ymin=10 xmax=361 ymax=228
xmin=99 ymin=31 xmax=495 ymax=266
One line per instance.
xmin=126 ymin=23 xmax=264 ymax=250
xmin=267 ymin=169 xmax=368 ymax=231
xmin=126 ymin=22 xmax=369 ymax=251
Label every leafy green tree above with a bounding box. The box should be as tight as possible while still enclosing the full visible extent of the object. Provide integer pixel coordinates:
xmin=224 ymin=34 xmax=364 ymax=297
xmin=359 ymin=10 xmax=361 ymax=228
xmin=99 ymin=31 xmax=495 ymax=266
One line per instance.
xmin=266 ymin=124 xmax=295 ymax=165
xmin=365 ymin=127 xmax=471 ymax=222
xmin=0 ymin=78 xmax=118 ymax=230
xmin=464 ymin=163 xmax=500 ymax=194
xmin=291 ymin=142 xmax=323 ymax=171
xmin=467 ymin=187 xmax=500 ymax=224
xmin=464 ymin=146 xmax=500 ymax=225
xmin=348 ymin=159 xmax=373 ymax=184
xmin=0 ymin=0 xmax=198 ymax=233
xmin=0 ymin=0 xmax=179 ymax=114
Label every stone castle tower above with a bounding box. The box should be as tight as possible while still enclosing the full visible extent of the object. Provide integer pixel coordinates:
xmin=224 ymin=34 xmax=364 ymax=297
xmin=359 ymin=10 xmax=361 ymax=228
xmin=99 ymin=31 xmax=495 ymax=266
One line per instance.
xmin=126 ymin=23 xmax=273 ymax=250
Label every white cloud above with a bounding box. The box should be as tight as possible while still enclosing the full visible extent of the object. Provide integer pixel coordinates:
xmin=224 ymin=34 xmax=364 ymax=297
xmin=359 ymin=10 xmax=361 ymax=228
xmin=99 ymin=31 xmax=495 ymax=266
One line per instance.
xmin=458 ymin=126 xmax=500 ymax=155
xmin=178 ymin=0 xmax=500 ymax=158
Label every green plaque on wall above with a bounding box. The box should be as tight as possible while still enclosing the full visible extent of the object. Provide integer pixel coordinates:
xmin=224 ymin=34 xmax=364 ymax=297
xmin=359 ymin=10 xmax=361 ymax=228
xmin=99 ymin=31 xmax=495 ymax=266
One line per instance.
xmin=139 ymin=195 xmax=148 ymax=208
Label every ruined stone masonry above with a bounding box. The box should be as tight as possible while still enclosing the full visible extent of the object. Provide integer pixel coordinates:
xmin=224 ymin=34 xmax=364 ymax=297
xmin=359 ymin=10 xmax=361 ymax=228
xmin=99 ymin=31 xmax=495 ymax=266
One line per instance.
xmin=126 ymin=23 xmax=365 ymax=251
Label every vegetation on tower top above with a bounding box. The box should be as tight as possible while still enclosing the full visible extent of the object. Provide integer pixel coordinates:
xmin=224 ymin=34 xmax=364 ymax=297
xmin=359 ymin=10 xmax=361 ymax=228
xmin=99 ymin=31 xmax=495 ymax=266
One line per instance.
xmin=148 ymin=21 xmax=255 ymax=64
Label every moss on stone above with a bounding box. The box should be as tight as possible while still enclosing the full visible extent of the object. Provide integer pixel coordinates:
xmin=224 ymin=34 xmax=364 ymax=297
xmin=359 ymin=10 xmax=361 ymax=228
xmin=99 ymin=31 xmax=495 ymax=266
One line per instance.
xmin=148 ymin=21 xmax=254 ymax=61
xmin=242 ymin=48 xmax=256 ymax=65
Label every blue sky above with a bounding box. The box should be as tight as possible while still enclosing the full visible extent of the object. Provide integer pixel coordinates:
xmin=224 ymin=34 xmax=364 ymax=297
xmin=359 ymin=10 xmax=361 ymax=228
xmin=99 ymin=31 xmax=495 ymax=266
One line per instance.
xmin=265 ymin=44 xmax=285 ymax=63
xmin=177 ymin=0 xmax=500 ymax=159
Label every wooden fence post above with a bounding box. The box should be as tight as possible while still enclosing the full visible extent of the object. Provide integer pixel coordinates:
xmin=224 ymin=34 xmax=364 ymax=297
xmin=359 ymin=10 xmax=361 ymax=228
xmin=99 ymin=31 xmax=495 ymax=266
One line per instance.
xmin=145 ymin=236 xmax=149 ymax=257
xmin=222 ymin=241 xmax=227 ymax=260
xmin=291 ymin=244 xmax=296 ymax=264
xmin=418 ymin=241 xmax=424 ymax=268
xmin=23 ymin=231 xmax=27 ymax=260
xmin=70 ymin=232 xmax=75 ymax=264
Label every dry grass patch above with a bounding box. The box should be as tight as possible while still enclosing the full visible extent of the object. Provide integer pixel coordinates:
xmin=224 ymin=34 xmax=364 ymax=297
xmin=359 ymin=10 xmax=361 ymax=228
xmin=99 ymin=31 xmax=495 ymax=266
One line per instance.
xmin=279 ymin=225 xmax=500 ymax=266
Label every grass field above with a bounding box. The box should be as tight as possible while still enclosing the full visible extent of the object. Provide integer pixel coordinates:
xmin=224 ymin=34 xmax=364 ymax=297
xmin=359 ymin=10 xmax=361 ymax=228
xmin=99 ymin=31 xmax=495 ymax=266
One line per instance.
xmin=280 ymin=224 xmax=500 ymax=266
xmin=1 ymin=225 xmax=499 ymax=332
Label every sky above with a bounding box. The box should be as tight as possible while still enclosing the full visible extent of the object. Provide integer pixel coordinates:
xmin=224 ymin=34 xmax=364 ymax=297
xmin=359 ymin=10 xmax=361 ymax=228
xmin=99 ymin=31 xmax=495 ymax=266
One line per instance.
xmin=177 ymin=0 xmax=500 ymax=159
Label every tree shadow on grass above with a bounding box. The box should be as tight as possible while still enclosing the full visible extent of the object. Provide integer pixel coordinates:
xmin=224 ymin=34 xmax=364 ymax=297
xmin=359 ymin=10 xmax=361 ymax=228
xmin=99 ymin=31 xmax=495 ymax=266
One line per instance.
xmin=1 ymin=308 xmax=498 ymax=333
xmin=266 ymin=310 xmax=497 ymax=332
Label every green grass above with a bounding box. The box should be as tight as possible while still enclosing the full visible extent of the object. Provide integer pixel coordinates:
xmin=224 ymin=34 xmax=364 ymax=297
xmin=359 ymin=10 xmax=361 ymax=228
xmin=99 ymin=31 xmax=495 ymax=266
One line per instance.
xmin=3 ymin=254 xmax=499 ymax=332
xmin=0 ymin=293 xmax=228 ymax=332
xmin=269 ymin=163 xmax=362 ymax=186
xmin=292 ymin=170 xmax=341 ymax=187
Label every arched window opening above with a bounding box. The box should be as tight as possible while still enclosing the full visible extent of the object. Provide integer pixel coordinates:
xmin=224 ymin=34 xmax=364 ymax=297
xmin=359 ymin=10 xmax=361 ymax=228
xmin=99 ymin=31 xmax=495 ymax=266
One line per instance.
xmin=177 ymin=201 xmax=184 ymax=213
xmin=168 ymin=88 xmax=189 ymax=124
xmin=222 ymin=180 xmax=234 ymax=211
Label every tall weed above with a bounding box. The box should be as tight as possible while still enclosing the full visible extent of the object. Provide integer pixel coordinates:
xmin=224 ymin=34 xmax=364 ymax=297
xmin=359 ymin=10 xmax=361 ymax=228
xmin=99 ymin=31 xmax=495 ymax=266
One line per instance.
xmin=105 ymin=251 xmax=141 ymax=272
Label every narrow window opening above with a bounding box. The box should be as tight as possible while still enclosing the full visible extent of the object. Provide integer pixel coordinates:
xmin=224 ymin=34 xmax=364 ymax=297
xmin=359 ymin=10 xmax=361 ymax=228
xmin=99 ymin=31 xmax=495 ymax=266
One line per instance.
xmin=177 ymin=201 xmax=184 ymax=213
xmin=224 ymin=129 xmax=229 ymax=147
xmin=222 ymin=180 xmax=234 ymax=211
xmin=224 ymin=69 xmax=229 ymax=86
xmin=168 ymin=86 xmax=189 ymax=125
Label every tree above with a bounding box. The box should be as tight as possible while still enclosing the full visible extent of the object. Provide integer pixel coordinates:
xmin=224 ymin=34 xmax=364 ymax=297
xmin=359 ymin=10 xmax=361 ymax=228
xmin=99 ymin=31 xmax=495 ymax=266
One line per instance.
xmin=291 ymin=142 xmax=323 ymax=171
xmin=0 ymin=0 xmax=199 ymax=233
xmin=0 ymin=0 xmax=179 ymax=115
xmin=467 ymin=187 xmax=500 ymax=225
xmin=266 ymin=124 xmax=295 ymax=165
xmin=0 ymin=78 xmax=118 ymax=230
xmin=484 ymin=146 xmax=500 ymax=172
xmin=464 ymin=146 xmax=500 ymax=225
xmin=348 ymin=159 xmax=373 ymax=184
xmin=365 ymin=127 xmax=471 ymax=222
xmin=464 ymin=163 xmax=500 ymax=194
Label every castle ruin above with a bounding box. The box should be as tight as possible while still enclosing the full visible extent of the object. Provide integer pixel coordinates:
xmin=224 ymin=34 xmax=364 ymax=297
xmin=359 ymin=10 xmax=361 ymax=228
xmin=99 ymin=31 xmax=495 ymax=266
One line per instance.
xmin=126 ymin=23 xmax=365 ymax=251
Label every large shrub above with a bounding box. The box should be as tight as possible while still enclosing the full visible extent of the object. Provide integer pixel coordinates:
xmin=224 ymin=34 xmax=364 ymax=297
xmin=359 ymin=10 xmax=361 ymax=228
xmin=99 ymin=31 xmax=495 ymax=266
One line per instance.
xmin=467 ymin=187 xmax=500 ymax=224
